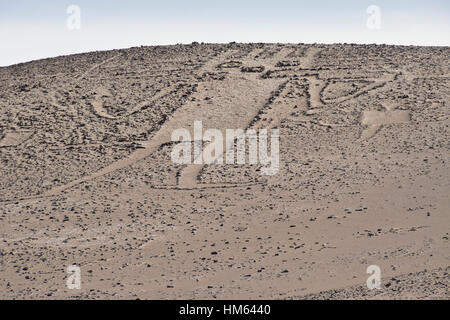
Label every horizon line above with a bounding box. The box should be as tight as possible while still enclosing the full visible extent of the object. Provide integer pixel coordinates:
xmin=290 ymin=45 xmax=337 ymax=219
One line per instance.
xmin=2 ymin=41 xmax=449 ymax=68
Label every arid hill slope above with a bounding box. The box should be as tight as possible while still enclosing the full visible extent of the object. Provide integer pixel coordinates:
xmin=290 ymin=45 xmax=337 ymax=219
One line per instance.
xmin=0 ymin=43 xmax=448 ymax=299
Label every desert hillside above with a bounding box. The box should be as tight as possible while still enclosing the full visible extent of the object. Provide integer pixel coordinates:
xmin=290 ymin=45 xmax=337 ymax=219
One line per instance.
xmin=0 ymin=43 xmax=448 ymax=299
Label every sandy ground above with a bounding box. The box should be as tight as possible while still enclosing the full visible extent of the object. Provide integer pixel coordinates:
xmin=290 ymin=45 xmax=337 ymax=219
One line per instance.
xmin=0 ymin=43 xmax=448 ymax=299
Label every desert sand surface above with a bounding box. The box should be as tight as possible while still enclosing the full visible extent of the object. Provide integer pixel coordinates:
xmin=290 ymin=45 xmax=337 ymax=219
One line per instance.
xmin=0 ymin=43 xmax=448 ymax=299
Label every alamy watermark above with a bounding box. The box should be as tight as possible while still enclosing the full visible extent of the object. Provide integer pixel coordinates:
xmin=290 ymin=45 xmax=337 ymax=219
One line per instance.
xmin=171 ymin=121 xmax=280 ymax=175
xmin=66 ymin=265 xmax=81 ymax=289
xmin=366 ymin=265 xmax=381 ymax=289
xmin=66 ymin=5 xmax=81 ymax=30
xmin=366 ymin=5 xmax=381 ymax=30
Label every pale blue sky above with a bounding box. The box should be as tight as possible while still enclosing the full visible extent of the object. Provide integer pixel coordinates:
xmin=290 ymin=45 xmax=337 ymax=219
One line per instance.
xmin=1 ymin=0 xmax=449 ymax=66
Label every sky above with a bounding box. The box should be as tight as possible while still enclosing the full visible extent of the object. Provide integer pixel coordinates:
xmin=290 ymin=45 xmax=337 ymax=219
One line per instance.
xmin=0 ymin=0 xmax=449 ymax=66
